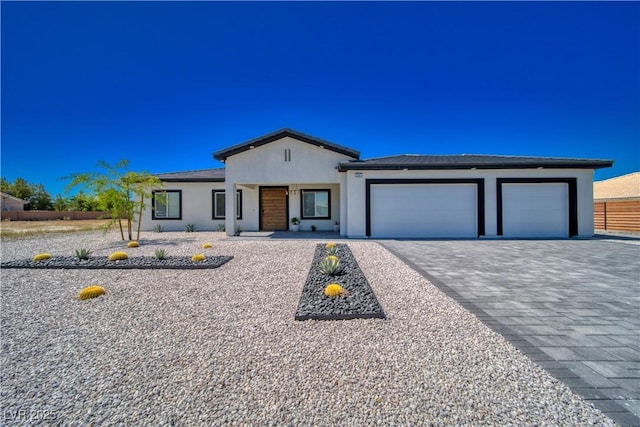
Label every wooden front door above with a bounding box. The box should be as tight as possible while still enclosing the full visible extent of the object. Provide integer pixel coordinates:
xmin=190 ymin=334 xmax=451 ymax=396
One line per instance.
xmin=260 ymin=187 xmax=288 ymax=231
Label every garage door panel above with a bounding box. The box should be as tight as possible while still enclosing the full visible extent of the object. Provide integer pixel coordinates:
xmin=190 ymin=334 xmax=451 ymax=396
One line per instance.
xmin=502 ymin=183 xmax=568 ymax=237
xmin=370 ymin=184 xmax=477 ymax=238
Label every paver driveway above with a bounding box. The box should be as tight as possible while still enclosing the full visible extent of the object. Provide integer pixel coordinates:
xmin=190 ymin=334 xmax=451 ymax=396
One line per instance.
xmin=380 ymin=238 xmax=640 ymax=427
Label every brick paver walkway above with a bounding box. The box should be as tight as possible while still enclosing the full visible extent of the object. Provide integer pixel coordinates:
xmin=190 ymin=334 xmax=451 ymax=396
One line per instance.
xmin=381 ymin=238 xmax=640 ymax=427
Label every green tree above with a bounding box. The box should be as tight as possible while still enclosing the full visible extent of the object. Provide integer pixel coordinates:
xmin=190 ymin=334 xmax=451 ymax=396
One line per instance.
xmin=64 ymin=160 xmax=162 ymax=240
xmin=29 ymin=184 xmax=52 ymax=210
xmin=0 ymin=178 xmax=12 ymax=194
xmin=52 ymin=194 xmax=70 ymax=211
xmin=10 ymin=178 xmax=33 ymax=202
xmin=68 ymin=191 xmax=99 ymax=211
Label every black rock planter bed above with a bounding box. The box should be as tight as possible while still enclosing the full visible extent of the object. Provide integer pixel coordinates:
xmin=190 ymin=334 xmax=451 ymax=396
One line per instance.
xmin=0 ymin=256 xmax=233 ymax=270
xmin=295 ymin=243 xmax=385 ymax=321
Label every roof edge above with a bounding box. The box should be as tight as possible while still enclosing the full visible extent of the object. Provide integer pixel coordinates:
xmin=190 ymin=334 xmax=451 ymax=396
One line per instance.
xmin=338 ymin=159 xmax=614 ymax=172
xmin=213 ymin=128 xmax=360 ymax=161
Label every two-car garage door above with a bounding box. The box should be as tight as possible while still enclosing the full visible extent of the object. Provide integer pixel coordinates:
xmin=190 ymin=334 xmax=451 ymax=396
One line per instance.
xmin=367 ymin=178 xmax=575 ymax=238
xmin=369 ymin=182 xmax=481 ymax=238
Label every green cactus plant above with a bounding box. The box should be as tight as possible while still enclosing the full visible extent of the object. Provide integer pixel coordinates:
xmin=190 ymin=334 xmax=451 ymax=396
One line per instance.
xmin=75 ymin=248 xmax=92 ymax=260
xmin=155 ymin=249 xmax=167 ymax=260
xmin=185 ymin=224 xmax=197 ymax=232
xmin=318 ymin=255 xmax=341 ymax=275
xmin=325 ymin=242 xmax=338 ymax=256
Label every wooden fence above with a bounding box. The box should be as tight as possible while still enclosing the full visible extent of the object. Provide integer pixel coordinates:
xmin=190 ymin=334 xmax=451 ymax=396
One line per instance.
xmin=594 ymin=200 xmax=640 ymax=232
xmin=0 ymin=211 xmax=110 ymax=221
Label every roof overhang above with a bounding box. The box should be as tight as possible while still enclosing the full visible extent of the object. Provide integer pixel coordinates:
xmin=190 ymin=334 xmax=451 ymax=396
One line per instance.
xmin=338 ymin=158 xmax=614 ymax=172
xmin=213 ymin=128 xmax=360 ymax=162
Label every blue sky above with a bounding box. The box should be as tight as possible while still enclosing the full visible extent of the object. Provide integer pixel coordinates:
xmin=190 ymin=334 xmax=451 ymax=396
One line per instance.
xmin=2 ymin=1 xmax=638 ymax=197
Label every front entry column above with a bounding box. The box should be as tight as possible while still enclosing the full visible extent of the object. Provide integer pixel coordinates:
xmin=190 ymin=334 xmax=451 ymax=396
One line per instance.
xmin=225 ymin=182 xmax=236 ymax=236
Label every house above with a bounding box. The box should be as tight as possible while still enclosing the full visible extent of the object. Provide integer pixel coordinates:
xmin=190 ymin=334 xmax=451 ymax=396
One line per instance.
xmin=593 ymin=172 xmax=640 ymax=233
xmin=142 ymin=128 xmax=613 ymax=238
xmin=1 ymin=192 xmax=26 ymax=212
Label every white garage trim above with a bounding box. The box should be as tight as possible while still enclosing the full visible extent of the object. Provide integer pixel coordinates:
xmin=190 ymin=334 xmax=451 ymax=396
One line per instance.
xmin=366 ymin=179 xmax=485 ymax=238
xmin=497 ymin=178 xmax=578 ymax=237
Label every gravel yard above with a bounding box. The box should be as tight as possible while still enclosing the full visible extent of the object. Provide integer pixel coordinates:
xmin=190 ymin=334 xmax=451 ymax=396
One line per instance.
xmin=1 ymin=231 xmax=615 ymax=426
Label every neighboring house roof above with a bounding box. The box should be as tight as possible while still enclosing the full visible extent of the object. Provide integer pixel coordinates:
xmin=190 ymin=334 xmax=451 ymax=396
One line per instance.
xmin=212 ymin=128 xmax=361 ymax=162
xmin=154 ymin=168 xmax=225 ymax=182
xmin=0 ymin=192 xmax=26 ymax=203
xmin=594 ymin=171 xmax=640 ymax=200
xmin=338 ymin=154 xmax=614 ymax=171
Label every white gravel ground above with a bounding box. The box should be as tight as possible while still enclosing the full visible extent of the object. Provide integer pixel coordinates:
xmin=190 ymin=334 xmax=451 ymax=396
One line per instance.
xmin=1 ymin=231 xmax=616 ymax=426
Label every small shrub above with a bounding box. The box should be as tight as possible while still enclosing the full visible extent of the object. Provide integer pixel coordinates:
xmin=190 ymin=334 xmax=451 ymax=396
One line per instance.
xmin=191 ymin=253 xmax=205 ymax=262
xmin=32 ymin=253 xmax=52 ymax=262
xmin=325 ymin=243 xmax=338 ymax=256
xmin=185 ymin=224 xmax=197 ymax=232
xmin=127 ymin=241 xmax=139 ymax=248
xmin=155 ymin=249 xmax=167 ymax=260
xmin=324 ymin=284 xmax=348 ymax=297
xmin=75 ymin=248 xmax=92 ymax=260
xmin=202 ymin=243 xmax=213 ymax=249
xmin=318 ymin=255 xmax=340 ymax=275
xmin=108 ymin=251 xmax=128 ymax=261
xmin=78 ymin=285 xmax=106 ymax=300
xmin=217 ymin=223 xmax=225 ymax=232
xmin=153 ymin=224 xmax=164 ymax=233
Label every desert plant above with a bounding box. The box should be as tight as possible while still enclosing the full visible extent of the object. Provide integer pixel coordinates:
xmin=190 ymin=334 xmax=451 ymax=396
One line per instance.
xmin=217 ymin=223 xmax=225 ymax=232
xmin=78 ymin=285 xmax=106 ymax=300
xmin=185 ymin=224 xmax=197 ymax=232
xmin=64 ymin=159 xmax=162 ymax=241
xmin=108 ymin=251 xmax=128 ymax=261
xmin=75 ymin=248 xmax=92 ymax=260
xmin=153 ymin=224 xmax=164 ymax=233
xmin=127 ymin=241 xmax=139 ymax=248
xmin=324 ymin=284 xmax=348 ymax=297
xmin=202 ymin=243 xmax=213 ymax=249
xmin=325 ymin=242 xmax=338 ymax=256
xmin=191 ymin=254 xmax=205 ymax=262
xmin=155 ymin=249 xmax=167 ymax=260
xmin=318 ymin=255 xmax=341 ymax=275
xmin=235 ymin=226 xmax=242 ymax=235
xmin=32 ymin=253 xmax=52 ymax=262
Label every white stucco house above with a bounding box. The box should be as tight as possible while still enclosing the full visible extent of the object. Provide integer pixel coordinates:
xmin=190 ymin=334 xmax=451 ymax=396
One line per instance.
xmin=141 ymin=128 xmax=613 ymax=238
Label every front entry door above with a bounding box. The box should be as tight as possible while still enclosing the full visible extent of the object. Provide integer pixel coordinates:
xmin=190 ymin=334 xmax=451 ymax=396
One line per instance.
xmin=260 ymin=187 xmax=288 ymax=231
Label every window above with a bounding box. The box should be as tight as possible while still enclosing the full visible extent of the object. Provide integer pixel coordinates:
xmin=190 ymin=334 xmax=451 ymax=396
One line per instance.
xmin=301 ymin=189 xmax=330 ymax=219
xmin=212 ymin=190 xmax=242 ymax=219
xmin=153 ymin=190 xmax=181 ymax=219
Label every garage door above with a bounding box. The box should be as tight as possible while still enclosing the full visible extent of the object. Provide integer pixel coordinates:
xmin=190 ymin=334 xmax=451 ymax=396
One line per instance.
xmin=370 ymin=184 xmax=478 ymax=238
xmin=501 ymin=183 xmax=569 ymax=237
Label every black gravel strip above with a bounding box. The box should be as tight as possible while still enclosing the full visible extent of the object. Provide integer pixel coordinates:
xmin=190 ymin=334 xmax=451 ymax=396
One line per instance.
xmin=295 ymin=244 xmax=385 ymax=321
xmin=0 ymin=255 xmax=233 ymax=270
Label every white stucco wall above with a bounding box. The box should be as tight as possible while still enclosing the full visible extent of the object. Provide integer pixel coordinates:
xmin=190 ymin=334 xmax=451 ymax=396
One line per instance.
xmin=222 ymin=136 xmax=355 ymax=234
xmin=344 ymin=168 xmax=596 ymax=238
xmin=138 ymin=182 xmax=257 ymax=232
xmin=224 ymin=137 xmax=354 ymax=185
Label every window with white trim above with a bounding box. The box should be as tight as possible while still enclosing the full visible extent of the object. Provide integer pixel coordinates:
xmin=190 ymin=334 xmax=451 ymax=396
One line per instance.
xmin=212 ymin=190 xmax=242 ymax=219
xmin=301 ymin=189 xmax=330 ymax=219
xmin=152 ymin=190 xmax=181 ymax=219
